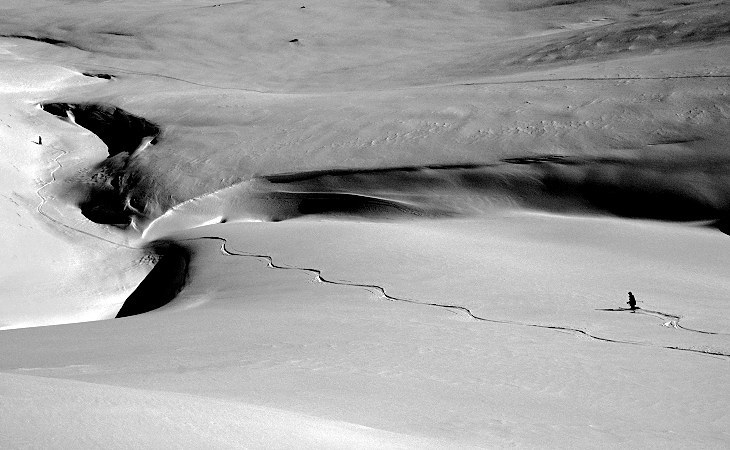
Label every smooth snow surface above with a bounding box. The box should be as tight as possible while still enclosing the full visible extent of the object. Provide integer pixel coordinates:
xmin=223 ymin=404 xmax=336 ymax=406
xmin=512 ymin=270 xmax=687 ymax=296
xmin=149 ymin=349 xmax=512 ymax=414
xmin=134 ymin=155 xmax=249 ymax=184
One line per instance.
xmin=0 ymin=48 xmax=152 ymax=329
xmin=0 ymin=372 xmax=447 ymax=449
xmin=1 ymin=0 xmax=729 ymax=448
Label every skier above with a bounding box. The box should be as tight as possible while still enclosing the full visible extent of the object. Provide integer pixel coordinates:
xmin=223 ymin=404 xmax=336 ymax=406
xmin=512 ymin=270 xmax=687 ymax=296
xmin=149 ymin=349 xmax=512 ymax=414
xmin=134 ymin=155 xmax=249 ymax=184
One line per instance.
xmin=627 ymin=291 xmax=637 ymax=310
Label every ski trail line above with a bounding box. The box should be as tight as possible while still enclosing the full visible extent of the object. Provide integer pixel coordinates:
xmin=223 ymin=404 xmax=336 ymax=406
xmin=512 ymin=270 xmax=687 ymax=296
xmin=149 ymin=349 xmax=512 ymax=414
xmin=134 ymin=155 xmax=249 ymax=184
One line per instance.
xmin=639 ymin=308 xmax=727 ymax=336
xmin=598 ymin=307 xmax=728 ymax=336
xmin=34 ymin=142 xmax=136 ymax=249
xmin=180 ymin=236 xmax=730 ymax=361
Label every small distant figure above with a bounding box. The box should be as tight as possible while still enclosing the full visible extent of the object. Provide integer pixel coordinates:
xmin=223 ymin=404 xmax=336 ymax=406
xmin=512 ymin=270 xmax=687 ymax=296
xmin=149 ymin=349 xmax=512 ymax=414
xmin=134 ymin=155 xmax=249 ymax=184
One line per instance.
xmin=289 ymin=38 xmax=299 ymax=43
xmin=627 ymin=291 xmax=637 ymax=310
xmin=35 ymin=135 xmax=42 ymax=145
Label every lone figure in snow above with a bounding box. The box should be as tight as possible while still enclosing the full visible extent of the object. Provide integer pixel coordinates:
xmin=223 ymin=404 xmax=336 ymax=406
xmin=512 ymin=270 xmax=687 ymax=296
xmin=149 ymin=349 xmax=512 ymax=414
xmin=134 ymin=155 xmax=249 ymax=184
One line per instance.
xmin=627 ymin=291 xmax=637 ymax=310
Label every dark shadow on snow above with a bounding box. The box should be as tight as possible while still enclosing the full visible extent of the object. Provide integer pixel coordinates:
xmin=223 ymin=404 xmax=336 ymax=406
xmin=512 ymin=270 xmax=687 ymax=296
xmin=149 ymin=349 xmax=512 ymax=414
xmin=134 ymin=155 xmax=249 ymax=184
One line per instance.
xmin=41 ymin=103 xmax=159 ymax=157
xmin=259 ymin=155 xmax=730 ymax=225
xmin=40 ymin=102 xmax=162 ymax=227
xmin=116 ymin=242 xmax=190 ymax=318
xmin=82 ymin=72 xmax=115 ymax=80
xmin=0 ymin=34 xmax=87 ymax=51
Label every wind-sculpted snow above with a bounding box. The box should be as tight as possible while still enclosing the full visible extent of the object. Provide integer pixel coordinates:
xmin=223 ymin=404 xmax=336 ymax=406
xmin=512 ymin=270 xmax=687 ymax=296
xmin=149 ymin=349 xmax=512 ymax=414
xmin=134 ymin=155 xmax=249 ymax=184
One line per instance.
xmin=40 ymin=102 xmax=162 ymax=226
xmin=139 ymin=156 xmax=730 ymax=235
xmin=29 ymin=98 xmax=730 ymax=356
xmin=2 ymin=0 xmax=729 ymax=445
xmin=40 ymin=103 xmax=160 ymax=157
xmin=505 ymin=5 xmax=730 ymax=67
xmin=2 ymin=0 xmax=728 ymax=91
xmin=32 ymin=97 xmax=730 ymax=336
xmin=261 ymin=157 xmax=730 ymax=222
xmin=30 ymin=86 xmax=708 ymax=240
xmin=115 ymin=242 xmax=189 ymax=318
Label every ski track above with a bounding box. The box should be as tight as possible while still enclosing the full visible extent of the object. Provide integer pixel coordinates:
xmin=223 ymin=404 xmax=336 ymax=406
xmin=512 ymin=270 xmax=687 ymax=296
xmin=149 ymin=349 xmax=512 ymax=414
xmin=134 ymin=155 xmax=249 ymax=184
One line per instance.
xmin=27 ymin=151 xmax=730 ymax=360
xmin=638 ymin=309 xmax=727 ymax=336
xmin=30 ymin=140 xmax=729 ymax=359
xmin=33 ymin=115 xmax=138 ymax=249
xmin=29 ymin=111 xmax=729 ymax=359
xmin=596 ymin=307 xmax=728 ymax=336
xmin=183 ymin=236 xmax=730 ymax=361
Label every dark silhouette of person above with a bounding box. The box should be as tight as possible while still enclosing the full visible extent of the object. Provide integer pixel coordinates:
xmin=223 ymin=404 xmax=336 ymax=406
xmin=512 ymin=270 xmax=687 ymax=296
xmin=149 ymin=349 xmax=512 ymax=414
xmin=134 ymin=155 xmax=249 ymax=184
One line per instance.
xmin=627 ymin=292 xmax=637 ymax=310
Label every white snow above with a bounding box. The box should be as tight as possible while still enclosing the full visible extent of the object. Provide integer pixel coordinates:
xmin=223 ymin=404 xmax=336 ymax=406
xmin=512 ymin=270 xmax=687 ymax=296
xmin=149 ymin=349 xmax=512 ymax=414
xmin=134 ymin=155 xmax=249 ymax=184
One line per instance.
xmin=0 ymin=47 xmax=152 ymax=329
xmin=0 ymin=0 xmax=729 ymax=447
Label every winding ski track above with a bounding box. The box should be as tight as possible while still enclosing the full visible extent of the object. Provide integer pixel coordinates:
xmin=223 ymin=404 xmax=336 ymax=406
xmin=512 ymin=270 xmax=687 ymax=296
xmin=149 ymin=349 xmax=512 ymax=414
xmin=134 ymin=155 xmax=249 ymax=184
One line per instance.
xmin=28 ymin=144 xmax=730 ymax=360
xmin=34 ymin=141 xmax=135 ymax=249
xmin=597 ymin=307 xmax=728 ymax=336
xmin=34 ymin=143 xmax=67 ymax=224
xmin=185 ymin=236 xmax=729 ymax=361
xmin=31 ymin=97 xmax=728 ymax=359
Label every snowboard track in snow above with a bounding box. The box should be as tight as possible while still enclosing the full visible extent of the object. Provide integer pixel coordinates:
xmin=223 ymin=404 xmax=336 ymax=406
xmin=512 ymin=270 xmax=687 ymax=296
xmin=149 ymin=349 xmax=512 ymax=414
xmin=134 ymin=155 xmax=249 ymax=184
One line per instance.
xmin=178 ymin=236 xmax=730 ymax=361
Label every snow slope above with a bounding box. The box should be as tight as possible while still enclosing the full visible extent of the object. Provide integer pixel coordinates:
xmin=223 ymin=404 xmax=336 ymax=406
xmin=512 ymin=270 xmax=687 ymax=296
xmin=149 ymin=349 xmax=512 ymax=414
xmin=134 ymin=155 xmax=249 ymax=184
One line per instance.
xmin=0 ymin=45 xmax=152 ymax=329
xmin=0 ymin=372 xmax=447 ymax=449
xmin=0 ymin=0 xmax=729 ymax=447
xmin=1 ymin=215 xmax=727 ymax=447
